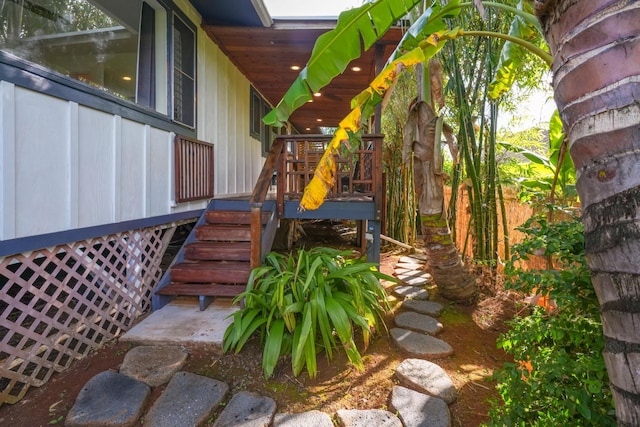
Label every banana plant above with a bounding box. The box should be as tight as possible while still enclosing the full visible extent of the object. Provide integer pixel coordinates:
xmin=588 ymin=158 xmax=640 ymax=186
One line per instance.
xmin=264 ymin=0 xmax=551 ymax=212
xmin=500 ymin=111 xmax=576 ymax=203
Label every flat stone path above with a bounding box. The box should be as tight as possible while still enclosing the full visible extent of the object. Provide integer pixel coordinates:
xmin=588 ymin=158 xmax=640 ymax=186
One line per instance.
xmin=65 ymin=252 xmax=457 ymax=427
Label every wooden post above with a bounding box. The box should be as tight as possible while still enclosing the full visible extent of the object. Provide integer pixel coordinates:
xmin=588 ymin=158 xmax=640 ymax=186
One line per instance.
xmin=250 ymin=205 xmax=262 ymax=270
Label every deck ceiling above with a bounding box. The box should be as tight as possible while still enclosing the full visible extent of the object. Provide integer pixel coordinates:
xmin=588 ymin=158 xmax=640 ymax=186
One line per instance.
xmin=203 ymin=21 xmax=404 ymax=134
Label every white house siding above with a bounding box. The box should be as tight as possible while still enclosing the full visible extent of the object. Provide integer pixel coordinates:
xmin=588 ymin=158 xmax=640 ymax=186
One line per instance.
xmin=185 ymin=0 xmax=264 ymax=198
xmin=0 ymin=1 xmax=266 ymax=242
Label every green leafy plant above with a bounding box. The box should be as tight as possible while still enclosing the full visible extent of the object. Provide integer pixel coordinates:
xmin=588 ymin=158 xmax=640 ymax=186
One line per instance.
xmin=223 ymin=247 xmax=395 ymax=379
xmin=486 ymin=213 xmax=615 ymax=426
xmin=500 ymin=111 xmax=577 ymax=204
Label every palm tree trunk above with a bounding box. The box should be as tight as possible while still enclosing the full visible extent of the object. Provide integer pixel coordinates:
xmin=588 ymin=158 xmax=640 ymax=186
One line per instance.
xmin=537 ymin=1 xmax=640 ymax=424
xmin=404 ymin=98 xmax=476 ymax=303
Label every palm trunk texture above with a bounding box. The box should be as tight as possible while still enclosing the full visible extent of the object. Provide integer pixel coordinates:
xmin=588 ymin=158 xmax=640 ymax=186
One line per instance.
xmin=537 ymin=0 xmax=640 ymax=424
xmin=404 ymin=100 xmax=476 ymax=303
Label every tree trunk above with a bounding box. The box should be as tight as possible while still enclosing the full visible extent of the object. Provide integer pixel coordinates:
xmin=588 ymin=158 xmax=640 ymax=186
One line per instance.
xmin=536 ymin=1 xmax=640 ymax=424
xmin=404 ymin=99 xmax=476 ymax=303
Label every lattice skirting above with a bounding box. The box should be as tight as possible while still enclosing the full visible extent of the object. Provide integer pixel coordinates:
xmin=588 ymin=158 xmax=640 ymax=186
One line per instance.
xmin=0 ymin=226 xmax=173 ymax=406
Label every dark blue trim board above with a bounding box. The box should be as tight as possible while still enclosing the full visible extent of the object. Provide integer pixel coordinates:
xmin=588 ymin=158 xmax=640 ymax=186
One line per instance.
xmin=0 ymin=210 xmax=202 ymax=257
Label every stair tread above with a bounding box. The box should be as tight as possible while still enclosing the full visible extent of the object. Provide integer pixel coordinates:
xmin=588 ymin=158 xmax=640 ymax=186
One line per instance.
xmin=205 ymin=210 xmax=270 ymax=225
xmin=184 ymin=241 xmax=251 ymax=261
xmin=195 ymin=224 xmax=252 ymax=242
xmin=198 ymin=224 xmax=251 ymax=229
xmin=185 ymin=241 xmax=251 ymax=249
xmin=156 ymin=283 xmax=245 ymax=297
xmin=172 ymin=261 xmax=251 ymax=271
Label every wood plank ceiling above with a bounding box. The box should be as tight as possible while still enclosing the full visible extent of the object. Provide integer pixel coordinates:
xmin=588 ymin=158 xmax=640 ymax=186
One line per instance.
xmin=203 ymin=20 xmax=404 ymax=134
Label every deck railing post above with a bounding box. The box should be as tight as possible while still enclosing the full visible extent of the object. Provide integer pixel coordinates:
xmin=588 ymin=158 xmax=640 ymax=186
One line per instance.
xmin=250 ymin=205 xmax=262 ymax=270
xmin=373 ymin=135 xmax=383 ymax=221
xmin=249 ymin=137 xmax=285 ymax=268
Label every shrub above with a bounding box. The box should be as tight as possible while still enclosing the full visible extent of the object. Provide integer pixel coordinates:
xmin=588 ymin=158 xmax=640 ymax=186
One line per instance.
xmin=486 ymin=213 xmax=616 ymax=426
xmin=223 ymin=247 xmax=395 ymax=379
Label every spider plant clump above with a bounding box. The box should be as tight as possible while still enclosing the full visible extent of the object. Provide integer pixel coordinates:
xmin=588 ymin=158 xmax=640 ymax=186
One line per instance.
xmin=223 ymin=247 xmax=396 ymax=379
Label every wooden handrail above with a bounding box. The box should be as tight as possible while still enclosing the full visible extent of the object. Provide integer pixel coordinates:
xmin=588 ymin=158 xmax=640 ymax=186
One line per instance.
xmin=249 ymin=138 xmax=285 ymax=269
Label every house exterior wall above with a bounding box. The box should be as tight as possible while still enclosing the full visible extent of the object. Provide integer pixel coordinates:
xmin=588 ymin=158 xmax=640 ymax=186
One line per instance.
xmin=0 ymin=0 xmax=264 ymax=249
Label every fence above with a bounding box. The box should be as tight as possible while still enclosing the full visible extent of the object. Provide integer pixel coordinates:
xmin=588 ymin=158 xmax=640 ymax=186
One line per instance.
xmin=445 ymin=186 xmax=551 ymax=270
xmin=0 ymin=226 xmax=171 ymax=406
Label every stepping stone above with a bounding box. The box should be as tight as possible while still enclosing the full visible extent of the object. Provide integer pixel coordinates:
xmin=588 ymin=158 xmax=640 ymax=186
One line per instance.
xmin=213 ymin=391 xmax=276 ymax=427
xmin=394 ymin=312 xmax=443 ymax=335
xmin=401 ymin=300 xmax=444 ymax=317
xmin=390 ymin=328 xmax=453 ymax=358
xmin=143 ymin=372 xmax=229 ymax=427
xmin=395 ymin=262 xmax=425 ymax=271
xmin=397 ymin=272 xmax=432 ymax=287
xmin=393 ymin=267 xmax=417 ymax=277
xmin=336 ymin=409 xmax=402 ymax=427
xmin=395 ymin=359 xmax=458 ymax=404
xmin=393 ymin=286 xmax=429 ymax=300
xmin=66 ymin=371 xmax=150 ymax=427
xmin=120 ymin=345 xmax=189 ymax=387
xmin=273 ymin=410 xmax=333 ymax=426
xmin=390 ymin=386 xmax=450 ymax=427
xmin=399 ymin=255 xmax=427 ymax=263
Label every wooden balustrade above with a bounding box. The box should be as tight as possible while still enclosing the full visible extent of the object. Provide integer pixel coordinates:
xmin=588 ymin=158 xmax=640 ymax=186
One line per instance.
xmin=275 ymin=134 xmax=383 ymax=218
xmin=174 ymin=135 xmax=215 ymax=203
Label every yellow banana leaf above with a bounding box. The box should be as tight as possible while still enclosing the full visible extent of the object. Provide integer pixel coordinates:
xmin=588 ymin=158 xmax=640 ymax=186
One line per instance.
xmin=300 ymin=31 xmax=457 ymax=211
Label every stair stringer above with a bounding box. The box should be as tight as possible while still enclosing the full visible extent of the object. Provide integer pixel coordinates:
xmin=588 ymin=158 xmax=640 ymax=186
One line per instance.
xmin=151 ymin=198 xmax=278 ymax=311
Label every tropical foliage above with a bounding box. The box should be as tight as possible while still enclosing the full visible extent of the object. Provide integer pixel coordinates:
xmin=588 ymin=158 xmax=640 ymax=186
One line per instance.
xmin=486 ymin=213 xmax=615 ymax=426
xmin=501 ymin=110 xmax=576 ymax=205
xmin=264 ymin=0 xmax=550 ymax=269
xmin=223 ymin=248 xmax=395 ymax=379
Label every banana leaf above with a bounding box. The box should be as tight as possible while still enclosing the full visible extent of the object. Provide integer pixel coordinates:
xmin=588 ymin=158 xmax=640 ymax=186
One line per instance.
xmin=264 ymin=0 xmax=424 ymax=127
xmin=488 ymin=0 xmax=543 ymax=99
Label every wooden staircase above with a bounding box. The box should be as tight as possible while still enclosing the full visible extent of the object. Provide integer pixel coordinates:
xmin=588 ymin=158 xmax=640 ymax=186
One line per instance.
xmin=155 ymin=208 xmax=268 ymax=310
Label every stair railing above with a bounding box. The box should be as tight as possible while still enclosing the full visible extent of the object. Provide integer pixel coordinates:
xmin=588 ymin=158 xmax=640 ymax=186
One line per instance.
xmin=249 ymin=137 xmax=285 ymax=269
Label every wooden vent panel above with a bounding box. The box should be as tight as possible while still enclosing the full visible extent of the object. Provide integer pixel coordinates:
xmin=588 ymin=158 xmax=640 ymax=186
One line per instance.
xmin=174 ymin=135 xmax=215 ymax=203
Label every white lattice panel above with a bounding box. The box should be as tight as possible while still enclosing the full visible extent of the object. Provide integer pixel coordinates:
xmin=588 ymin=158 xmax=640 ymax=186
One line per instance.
xmin=0 ymin=227 xmax=168 ymax=406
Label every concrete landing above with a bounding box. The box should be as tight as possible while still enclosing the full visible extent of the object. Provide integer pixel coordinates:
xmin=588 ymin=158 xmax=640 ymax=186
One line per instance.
xmin=120 ymin=297 xmax=239 ymax=348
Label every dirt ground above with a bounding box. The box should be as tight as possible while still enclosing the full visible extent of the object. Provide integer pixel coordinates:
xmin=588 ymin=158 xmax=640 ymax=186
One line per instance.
xmin=0 ymin=220 xmax=519 ymax=426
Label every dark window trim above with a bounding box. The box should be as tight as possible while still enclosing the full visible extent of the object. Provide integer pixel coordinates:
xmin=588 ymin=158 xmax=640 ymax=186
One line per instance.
xmin=250 ymin=85 xmax=276 ymax=156
xmin=0 ymin=50 xmax=196 ymax=137
xmin=171 ymin=12 xmax=197 ymax=128
xmin=138 ymin=2 xmax=156 ymax=109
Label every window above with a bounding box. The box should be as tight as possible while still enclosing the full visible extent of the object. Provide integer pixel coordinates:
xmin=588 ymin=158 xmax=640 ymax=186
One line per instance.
xmin=0 ymin=0 xmax=195 ymax=129
xmin=0 ymin=0 xmax=149 ymax=102
xmin=250 ymin=86 xmax=276 ymax=155
xmin=172 ymin=14 xmax=195 ymax=128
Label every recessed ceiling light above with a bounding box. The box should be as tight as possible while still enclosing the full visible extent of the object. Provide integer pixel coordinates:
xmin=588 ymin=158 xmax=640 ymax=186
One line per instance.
xmin=313 ymin=92 xmax=321 ymax=97
xmin=351 ymin=66 xmax=361 ymax=72
xmin=290 ymin=65 xmax=300 ymax=71
xmin=305 ymin=127 xmax=311 ymax=131
xmin=316 ymin=118 xmax=323 ymax=122
xmin=122 ymin=76 xmax=132 ymax=81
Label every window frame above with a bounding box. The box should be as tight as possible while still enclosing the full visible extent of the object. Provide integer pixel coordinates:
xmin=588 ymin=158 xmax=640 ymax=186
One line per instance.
xmin=171 ymin=11 xmax=196 ymax=129
xmin=250 ymin=86 xmax=276 ymax=156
